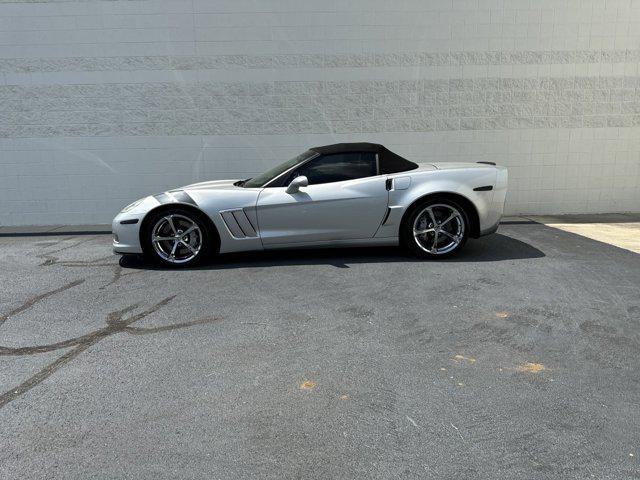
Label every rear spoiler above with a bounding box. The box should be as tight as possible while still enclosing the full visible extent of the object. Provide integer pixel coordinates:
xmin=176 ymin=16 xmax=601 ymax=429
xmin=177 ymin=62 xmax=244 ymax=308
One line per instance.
xmin=477 ymin=161 xmax=496 ymax=166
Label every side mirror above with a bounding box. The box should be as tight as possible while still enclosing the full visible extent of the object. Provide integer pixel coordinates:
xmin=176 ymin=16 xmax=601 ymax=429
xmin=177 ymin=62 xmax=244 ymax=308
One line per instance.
xmin=286 ymin=175 xmax=308 ymax=194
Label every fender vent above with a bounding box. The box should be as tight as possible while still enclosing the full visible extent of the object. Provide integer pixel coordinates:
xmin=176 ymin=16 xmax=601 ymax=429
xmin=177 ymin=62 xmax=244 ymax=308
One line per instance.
xmin=380 ymin=207 xmax=391 ymax=225
xmin=220 ymin=209 xmax=257 ymax=238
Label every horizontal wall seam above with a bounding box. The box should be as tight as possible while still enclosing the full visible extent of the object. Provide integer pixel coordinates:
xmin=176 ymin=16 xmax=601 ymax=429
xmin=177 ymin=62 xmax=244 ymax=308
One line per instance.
xmin=1 ymin=50 xmax=639 ymax=73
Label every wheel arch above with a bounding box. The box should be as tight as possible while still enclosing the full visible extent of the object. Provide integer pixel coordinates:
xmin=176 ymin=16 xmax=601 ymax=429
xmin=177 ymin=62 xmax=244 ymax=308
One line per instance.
xmin=139 ymin=203 xmax=220 ymax=254
xmin=401 ymin=191 xmax=481 ymax=239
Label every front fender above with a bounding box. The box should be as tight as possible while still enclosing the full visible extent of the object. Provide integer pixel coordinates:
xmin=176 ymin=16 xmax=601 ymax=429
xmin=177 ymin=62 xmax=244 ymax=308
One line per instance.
xmin=113 ymin=190 xmax=211 ymax=254
xmin=184 ymin=187 xmax=263 ymax=254
xmin=112 ymin=195 xmax=160 ymax=254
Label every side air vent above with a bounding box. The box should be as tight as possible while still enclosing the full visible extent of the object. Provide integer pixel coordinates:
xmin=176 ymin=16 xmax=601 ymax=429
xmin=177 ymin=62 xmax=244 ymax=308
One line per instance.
xmin=220 ymin=209 xmax=258 ymax=238
xmin=380 ymin=207 xmax=391 ymax=225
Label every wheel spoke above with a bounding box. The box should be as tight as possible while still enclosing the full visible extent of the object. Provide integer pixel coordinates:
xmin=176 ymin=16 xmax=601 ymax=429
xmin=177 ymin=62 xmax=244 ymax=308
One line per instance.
xmin=440 ymin=230 xmax=460 ymax=243
xmin=414 ymin=228 xmax=435 ymax=236
xmin=182 ymin=224 xmax=198 ymax=236
xmin=170 ymin=240 xmax=178 ymax=257
xmin=152 ymin=236 xmax=174 ymax=243
xmin=431 ymin=231 xmax=439 ymax=253
xmin=440 ymin=212 xmax=459 ymax=226
xmin=166 ymin=216 xmax=177 ymax=235
xmin=426 ymin=207 xmax=437 ymax=225
xmin=180 ymin=240 xmax=197 ymax=254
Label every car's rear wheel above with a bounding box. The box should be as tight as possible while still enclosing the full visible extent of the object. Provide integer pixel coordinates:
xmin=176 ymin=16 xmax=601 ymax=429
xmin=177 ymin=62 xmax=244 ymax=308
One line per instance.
xmin=141 ymin=208 xmax=212 ymax=267
xmin=402 ymin=198 xmax=469 ymax=258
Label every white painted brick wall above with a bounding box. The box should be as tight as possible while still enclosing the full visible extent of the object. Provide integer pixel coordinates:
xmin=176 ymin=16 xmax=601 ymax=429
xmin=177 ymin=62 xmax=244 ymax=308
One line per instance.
xmin=0 ymin=0 xmax=639 ymax=226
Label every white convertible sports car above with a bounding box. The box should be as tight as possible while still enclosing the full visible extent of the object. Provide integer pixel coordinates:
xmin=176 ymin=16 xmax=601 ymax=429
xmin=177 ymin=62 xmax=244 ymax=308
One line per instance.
xmin=113 ymin=143 xmax=507 ymax=267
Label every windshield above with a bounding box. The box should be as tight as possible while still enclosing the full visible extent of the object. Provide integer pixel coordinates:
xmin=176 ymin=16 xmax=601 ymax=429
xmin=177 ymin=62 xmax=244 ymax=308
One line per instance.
xmin=243 ymin=150 xmax=316 ymax=188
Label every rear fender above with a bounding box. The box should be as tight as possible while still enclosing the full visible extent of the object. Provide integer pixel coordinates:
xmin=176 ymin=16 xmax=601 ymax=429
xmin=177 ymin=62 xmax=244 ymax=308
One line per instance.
xmin=375 ymin=168 xmax=499 ymax=238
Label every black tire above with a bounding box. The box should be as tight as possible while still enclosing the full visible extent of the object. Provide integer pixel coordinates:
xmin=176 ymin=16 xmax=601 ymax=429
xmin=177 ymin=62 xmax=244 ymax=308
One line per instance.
xmin=401 ymin=197 xmax=470 ymax=259
xmin=141 ymin=207 xmax=214 ymax=267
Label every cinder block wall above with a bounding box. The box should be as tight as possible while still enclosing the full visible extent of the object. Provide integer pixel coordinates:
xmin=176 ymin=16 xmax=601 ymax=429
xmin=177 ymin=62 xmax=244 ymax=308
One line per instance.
xmin=1 ymin=0 xmax=639 ymax=225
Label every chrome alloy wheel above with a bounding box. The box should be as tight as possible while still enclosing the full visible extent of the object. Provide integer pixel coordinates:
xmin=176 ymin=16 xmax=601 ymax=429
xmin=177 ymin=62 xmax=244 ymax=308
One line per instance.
xmin=151 ymin=214 xmax=202 ymax=264
xmin=412 ymin=204 xmax=465 ymax=255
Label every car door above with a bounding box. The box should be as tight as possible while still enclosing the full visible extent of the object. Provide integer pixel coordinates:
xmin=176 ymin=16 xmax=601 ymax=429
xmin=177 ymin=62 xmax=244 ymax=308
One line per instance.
xmin=256 ymin=152 xmax=389 ymax=246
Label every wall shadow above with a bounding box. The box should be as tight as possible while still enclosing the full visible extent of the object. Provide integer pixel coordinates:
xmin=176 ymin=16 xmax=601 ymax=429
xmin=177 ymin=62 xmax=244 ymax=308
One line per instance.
xmin=120 ymin=233 xmax=545 ymax=271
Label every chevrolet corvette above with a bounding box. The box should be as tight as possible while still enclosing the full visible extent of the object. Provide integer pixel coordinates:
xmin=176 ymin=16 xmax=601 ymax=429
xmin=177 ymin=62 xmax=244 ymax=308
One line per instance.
xmin=112 ymin=143 xmax=507 ymax=266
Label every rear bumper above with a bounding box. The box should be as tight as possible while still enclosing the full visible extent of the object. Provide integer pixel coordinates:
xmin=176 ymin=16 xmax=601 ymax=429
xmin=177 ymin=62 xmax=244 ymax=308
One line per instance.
xmin=479 ymin=220 xmax=500 ymax=236
xmin=480 ymin=166 xmax=508 ymax=235
xmin=112 ymin=212 xmax=144 ymax=254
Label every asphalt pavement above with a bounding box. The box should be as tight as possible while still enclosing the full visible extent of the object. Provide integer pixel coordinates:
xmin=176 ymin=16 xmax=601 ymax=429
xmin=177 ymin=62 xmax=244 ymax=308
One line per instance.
xmin=0 ymin=222 xmax=638 ymax=479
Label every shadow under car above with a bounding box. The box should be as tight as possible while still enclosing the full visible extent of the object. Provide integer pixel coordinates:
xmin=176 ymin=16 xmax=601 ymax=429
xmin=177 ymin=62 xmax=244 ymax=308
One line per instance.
xmin=119 ymin=233 xmax=545 ymax=271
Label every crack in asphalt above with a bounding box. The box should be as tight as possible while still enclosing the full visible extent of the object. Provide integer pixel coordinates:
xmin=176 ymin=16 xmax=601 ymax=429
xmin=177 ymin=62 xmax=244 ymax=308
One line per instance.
xmin=0 ymin=279 xmax=85 ymax=328
xmin=34 ymin=237 xmax=143 ymax=288
xmin=35 ymin=237 xmax=95 ymax=266
xmin=44 ymin=259 xmax=143 ymax=290
xmin=0 ymin=295 xmax=218 ymax=409
xmin=2 ymin=245 xmax=214 ymax=409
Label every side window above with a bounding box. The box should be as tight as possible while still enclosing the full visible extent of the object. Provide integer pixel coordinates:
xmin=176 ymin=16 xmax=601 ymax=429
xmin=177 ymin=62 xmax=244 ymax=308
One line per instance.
xmin=287 ymin=152 xmax=377 ymax=185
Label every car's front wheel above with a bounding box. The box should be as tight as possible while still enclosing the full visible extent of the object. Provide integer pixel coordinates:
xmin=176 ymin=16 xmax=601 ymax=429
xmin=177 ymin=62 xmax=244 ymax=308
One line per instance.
xmin=141 ymin=208 xmax=213 ymax=267
xmin=402 ymin=198 xmax=469 ymax=258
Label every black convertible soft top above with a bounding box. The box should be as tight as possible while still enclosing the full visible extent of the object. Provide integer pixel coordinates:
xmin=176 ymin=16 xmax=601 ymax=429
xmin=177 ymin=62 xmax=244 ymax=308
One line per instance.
xmin=309 ymin=142 xmax=419 ymax=175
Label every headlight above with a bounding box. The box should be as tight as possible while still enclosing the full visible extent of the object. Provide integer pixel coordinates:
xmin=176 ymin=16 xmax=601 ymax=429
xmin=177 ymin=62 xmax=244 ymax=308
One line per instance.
xmin=120 ymin=199 xmax=143 ymax=213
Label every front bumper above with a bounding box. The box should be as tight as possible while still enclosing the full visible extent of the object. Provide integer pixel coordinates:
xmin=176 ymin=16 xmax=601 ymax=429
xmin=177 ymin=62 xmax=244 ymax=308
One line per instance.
xmin=112 ymin=212 xmax=144 ymax=254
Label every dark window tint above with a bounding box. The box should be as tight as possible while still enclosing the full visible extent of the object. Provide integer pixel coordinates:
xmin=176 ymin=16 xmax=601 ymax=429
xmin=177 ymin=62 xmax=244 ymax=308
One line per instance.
xmin=287 ymin=152 xmax=377 ymax=185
